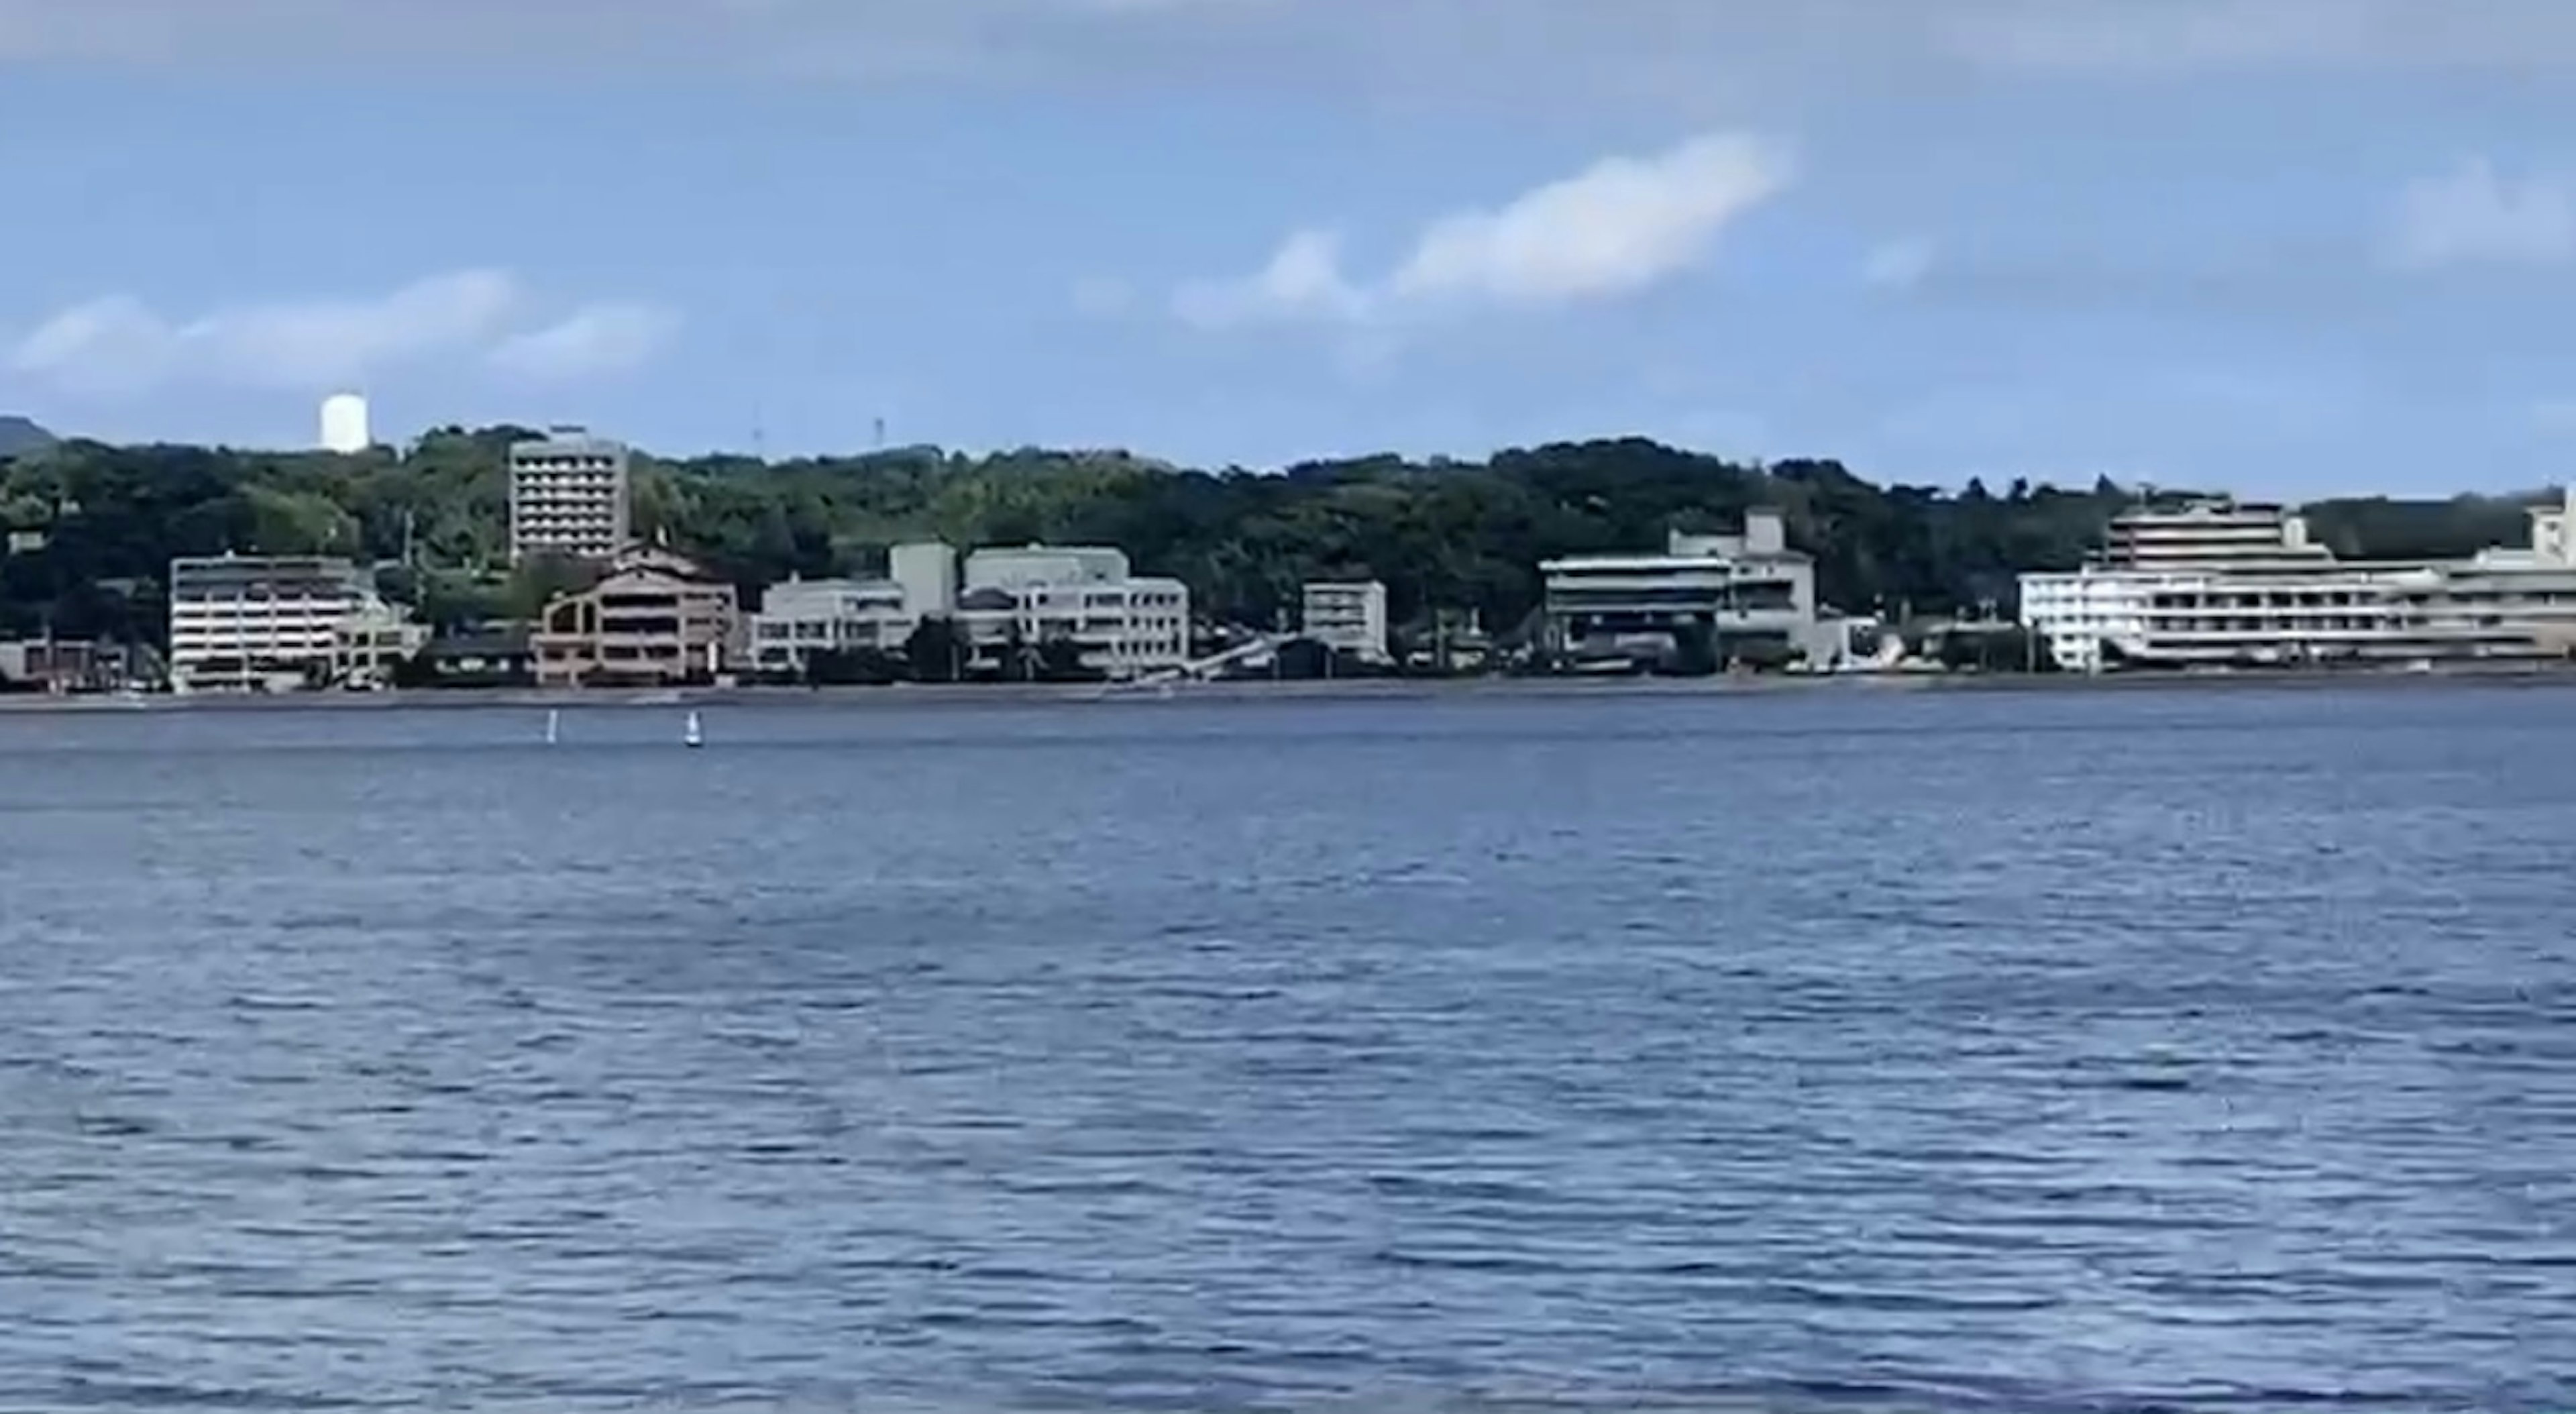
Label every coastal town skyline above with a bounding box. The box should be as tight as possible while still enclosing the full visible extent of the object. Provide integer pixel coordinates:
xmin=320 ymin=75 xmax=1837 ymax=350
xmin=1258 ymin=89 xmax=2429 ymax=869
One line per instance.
xmin=5 ymin=2 xmax=2576 ymax=494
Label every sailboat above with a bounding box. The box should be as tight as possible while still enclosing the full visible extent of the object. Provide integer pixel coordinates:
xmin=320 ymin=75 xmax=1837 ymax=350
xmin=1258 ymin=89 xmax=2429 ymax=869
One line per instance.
xmin=683 ymin=710 xmax=704 ymax=749
xmin=545 ymin=709 xmax=560 ymax=745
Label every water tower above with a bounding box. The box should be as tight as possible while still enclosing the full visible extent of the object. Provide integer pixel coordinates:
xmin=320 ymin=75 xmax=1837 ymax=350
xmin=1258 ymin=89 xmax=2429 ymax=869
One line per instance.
xmin=319 ymin=392 xmax=370 ymax=453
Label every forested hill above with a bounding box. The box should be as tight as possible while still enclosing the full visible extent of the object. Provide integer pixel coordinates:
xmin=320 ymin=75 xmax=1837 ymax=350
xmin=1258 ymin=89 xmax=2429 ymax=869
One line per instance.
xmin=0 ymin=427 xmax=2548 ymax=646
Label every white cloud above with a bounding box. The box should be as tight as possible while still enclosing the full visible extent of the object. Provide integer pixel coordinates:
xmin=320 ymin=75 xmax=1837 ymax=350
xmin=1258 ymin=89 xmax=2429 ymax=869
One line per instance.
xmin=1862 ymin=237 xmax=1936 ymax=289
xmin=1175 ymin=131 xmax=1790 ymax=329
xmin=1173 ymin=229 xmax=1371 ymax=327
xmin=489 ymin=303 xmax=680 ymax=381
xmin=7 ymin=270 xmax=674 ymax=396
xmin=2388 ymin=158 xmax=2575 ymax=269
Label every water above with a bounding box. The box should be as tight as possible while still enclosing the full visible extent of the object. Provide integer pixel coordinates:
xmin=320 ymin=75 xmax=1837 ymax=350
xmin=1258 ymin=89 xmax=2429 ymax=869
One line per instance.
xmin=1 ymin=686 xmax=2572 ymax=1413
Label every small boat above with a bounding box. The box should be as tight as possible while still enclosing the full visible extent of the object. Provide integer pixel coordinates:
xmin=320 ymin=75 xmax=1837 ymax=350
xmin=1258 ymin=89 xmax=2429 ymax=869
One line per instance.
xmin=683 ymin=710 xmax=704 ymax=749
xmin=545 ymin=709 xmax=560 ymax=745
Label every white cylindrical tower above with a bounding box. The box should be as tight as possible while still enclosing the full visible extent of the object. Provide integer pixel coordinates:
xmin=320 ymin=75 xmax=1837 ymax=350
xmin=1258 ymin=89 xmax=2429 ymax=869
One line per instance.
xmin=319 ymin=392 xmax=371 ymax=453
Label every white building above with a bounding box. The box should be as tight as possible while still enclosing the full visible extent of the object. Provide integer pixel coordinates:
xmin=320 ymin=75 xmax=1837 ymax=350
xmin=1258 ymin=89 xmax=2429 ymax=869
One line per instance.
xmin=1301 ymin=580 xmax=1391 ymax=663
xmin=168 ymin=554 xmax=414 ymax=692
xmin=957 ymin=544 xmax=1189 ymax=677
xmin=2021 ymin=492 xmax=2576 ymax=670
xmin=748 ymin=542 xmax=958 ymax=676
xmin=508 ymin=425 xmax=631 ymax=563
xmin=749 ymin=576 xmax=914 ymax=675
xmin=749 ymin=540 xmax=1186 ymax=679
xmin=1540 ymin=510 xmax=1843 ymax=667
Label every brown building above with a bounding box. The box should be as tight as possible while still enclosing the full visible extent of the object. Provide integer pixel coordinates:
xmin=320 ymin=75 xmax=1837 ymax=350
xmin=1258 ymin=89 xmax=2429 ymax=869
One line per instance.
xmin=531 ymin=545 xmax=741 ymax=688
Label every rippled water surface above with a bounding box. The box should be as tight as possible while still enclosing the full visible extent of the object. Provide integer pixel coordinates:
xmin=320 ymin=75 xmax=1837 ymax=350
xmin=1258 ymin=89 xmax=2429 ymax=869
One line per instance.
xmin=3 ymin=686 xmax=2573 ymax=1413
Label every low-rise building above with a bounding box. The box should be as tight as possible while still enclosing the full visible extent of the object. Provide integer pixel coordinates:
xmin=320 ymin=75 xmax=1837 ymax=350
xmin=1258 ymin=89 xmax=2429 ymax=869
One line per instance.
xmin=0 ymin=639 xmax=131 ymax=693
xmin=747 ymin=542 xmax=961 ymax=677
xmin=750 ymin=576 xmax=914 ymax=675
xmin=955 ymin=543 xmax=1189 ymax=678
xmin=413 ymin=627 xmax=536 ymax=686
xmin=168 ymin=553 xmax=411 ymax=692
xmin=531 ymin=545 xmax=741 ymax=687
xmin=1540 ymin=510 xmax=1838 ymax=667
xmin=2021 ymin=492 xmax=2576 ymax=669
xmin=333 ymin=600 xmax=430 ymax=688
xmin=1301 ymin=580 xmax=1391 ymax=663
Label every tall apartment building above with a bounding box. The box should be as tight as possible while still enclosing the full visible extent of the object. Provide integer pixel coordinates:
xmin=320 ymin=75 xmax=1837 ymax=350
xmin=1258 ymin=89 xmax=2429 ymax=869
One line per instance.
xmin=167 ymin=554 xmax=409 ymax=692
xmin=509 ymin=425 xmax=631 ymax=563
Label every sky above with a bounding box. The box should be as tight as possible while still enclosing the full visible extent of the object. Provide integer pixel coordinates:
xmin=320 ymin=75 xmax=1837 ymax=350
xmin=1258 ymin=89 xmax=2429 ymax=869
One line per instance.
xmin=3 ymin=0 xmax=2576 ymax=496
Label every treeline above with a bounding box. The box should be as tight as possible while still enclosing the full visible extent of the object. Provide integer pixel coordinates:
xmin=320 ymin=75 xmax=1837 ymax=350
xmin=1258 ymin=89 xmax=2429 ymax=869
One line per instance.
xmin=0 ymin=425 xmax=2546 ymax=647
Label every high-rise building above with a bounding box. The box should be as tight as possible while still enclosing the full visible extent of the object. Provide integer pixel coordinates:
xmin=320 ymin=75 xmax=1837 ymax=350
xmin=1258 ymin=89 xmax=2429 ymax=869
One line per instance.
xmin=508 ymin=425 xmax=631 ymax=563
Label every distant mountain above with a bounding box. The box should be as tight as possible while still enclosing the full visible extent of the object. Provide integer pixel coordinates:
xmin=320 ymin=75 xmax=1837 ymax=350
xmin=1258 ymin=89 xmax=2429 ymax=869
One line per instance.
xmin=0 ymin=417 xmax=57 ymax=458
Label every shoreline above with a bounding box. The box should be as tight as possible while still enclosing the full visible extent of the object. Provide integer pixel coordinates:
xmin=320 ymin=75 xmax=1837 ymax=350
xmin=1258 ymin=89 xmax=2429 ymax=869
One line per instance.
xmin=9 ymin=666 xmax=2576 ymax=713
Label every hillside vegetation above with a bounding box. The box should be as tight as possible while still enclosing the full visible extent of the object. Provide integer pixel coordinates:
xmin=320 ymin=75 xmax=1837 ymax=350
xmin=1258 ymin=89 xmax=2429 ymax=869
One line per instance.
xmin=0 ymin=426 xmax=2544 ymax=647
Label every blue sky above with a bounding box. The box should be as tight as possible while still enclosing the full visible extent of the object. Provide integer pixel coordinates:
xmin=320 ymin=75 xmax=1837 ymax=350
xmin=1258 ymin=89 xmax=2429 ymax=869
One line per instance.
xmin=3 ymin=0 xmax=2575 ymax=496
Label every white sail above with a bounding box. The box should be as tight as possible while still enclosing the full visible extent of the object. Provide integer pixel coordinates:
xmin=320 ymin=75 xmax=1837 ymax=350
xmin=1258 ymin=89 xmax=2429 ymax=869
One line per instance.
xmin=684 ymin=710 xmax=703 ymax=747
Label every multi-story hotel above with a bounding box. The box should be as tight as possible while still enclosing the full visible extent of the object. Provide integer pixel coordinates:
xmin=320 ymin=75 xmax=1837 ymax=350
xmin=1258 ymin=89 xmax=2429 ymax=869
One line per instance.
xmin=168 ymin=554 xmax=417 ymax=692
xmin=531 ymin=545 xmax=741 ymax=687
xmin=2020 ymin=492 xmax=2576 ymax=670
xmin=508 ymin=425 xmax=631 ymax=563
xmin=1540 ymin=509 xmax=1844 ymax=667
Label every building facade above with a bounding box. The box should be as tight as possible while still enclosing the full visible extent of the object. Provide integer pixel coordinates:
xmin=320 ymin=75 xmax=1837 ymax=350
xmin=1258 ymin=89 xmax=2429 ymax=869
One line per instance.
xmin=168 ymin=554 xmax=405 ymax=692
xmin=956 ymin=544 xmax=1190 ymax=677
xmin=0 ymin=639 xmax=131 ymax=693
xmin=746 ymin=542 xmax=965 ymax=677
xmin=333 ymin=600 xmax=430 ymax=688
xmin=508 ymin=426 xmax=632 ymax=563
xmin=1540 ymin=510 xmax=1837 ymax=667
xmin=531 ymin=545 xmax=741 ymax=687
xmin=2021 ymin=492 xmax=2576 ymax=669
xmin=749 ymin=576 xmax=915 ymax=675
xmin=1301 ymin=580 xmax=1391 ymax=663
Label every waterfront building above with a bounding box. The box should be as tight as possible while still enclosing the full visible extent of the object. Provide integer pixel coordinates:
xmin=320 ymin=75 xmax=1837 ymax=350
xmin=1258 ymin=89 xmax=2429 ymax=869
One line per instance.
xmin=2019 ymin=492 xmax=2576 ymax=670
xmin=332 ymin=600 xmax=430 ymax=688
xmin=750 ymin=576 xmax=914 ymax=675
xmin=747 ymin=542 xmax=964 ymax=677
xmin=531 ymin=545 xmax=741 ymax=687
xmin=508 ymin=425 xmax=631 ymax=563
xmin=414 ymin=627 xmax=535 ymax=686
xmin=168 ymin=554 xmax=410 ymax=692
xmin=0 ymin=639 xmax=131 ymax=693
xmin=1540 ymin=510 xmax=1840 ymax=667
xmin=1301 ymin=580 xmax=1391 ymax=663
xmin=956 ymin=544 xmax=1189 ymax=678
